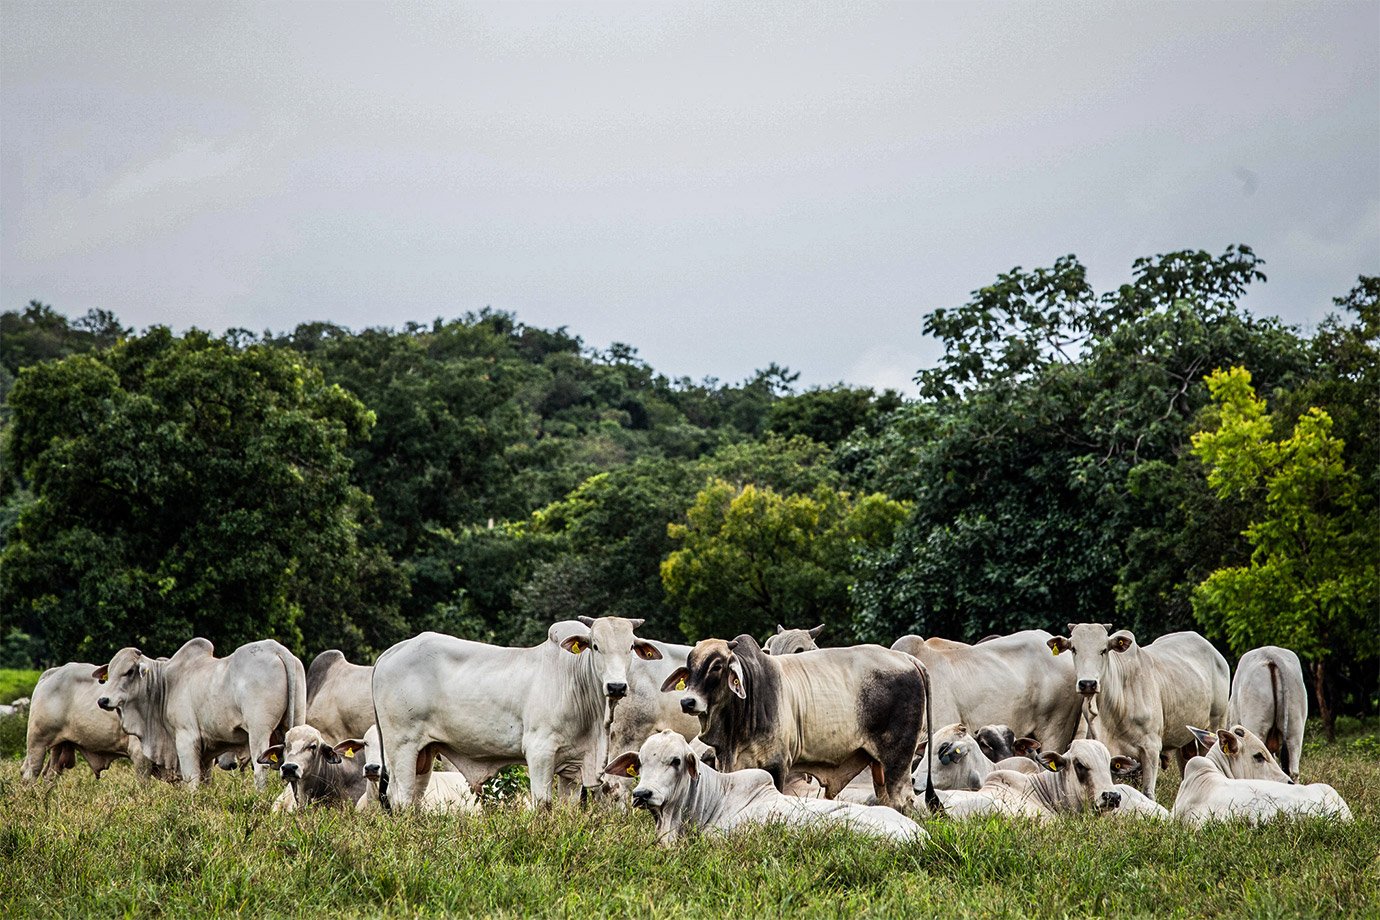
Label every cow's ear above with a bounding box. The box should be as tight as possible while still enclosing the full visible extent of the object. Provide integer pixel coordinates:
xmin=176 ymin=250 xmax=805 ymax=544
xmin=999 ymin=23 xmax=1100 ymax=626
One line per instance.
xmin=685 ymin=753 xmax=698 ymax=778
xmin=561 ymin=633 xmax=592 ymax=655
xmin=1107 ymin=631 xmax=1134 ymax=653
xmin=1038 ymin=751 xmax=1066 ymax=773
xmin=633 ymin=641 xmax=662 ymax=661
xmin=1109 ymin=756 xmax=1140 ymax=778
xmin=321 ymin=745 xmax=343 ymax=765
xmin=604 ymin=752 xmax=641 ymax=779
xmin=660 ymin=667 xmax=690 ymax=693
xmin=912 ymin=740 xmax=928 ymax=770
xmin=257 ymin=745 xmax=285 ymax=768
xmin=335 ymin=739 xmax=366 ymax=759
xmin=1047 ymin=636 xmax=1071 ymax=656
xmin=1013 ymin=736 xmax=1040 ymax=757
xmin=1216 ymin=729 xmax=1240 ymax=756
xmin=808 ymin=624 xmax=825 ymax=639
xmin=92 ymin=665 xmax=109 ymax=683
xmin=1186 ymin=725 xmax=1216 ymax=753
xmin=727 ymin=660 xmax=746 ymax=699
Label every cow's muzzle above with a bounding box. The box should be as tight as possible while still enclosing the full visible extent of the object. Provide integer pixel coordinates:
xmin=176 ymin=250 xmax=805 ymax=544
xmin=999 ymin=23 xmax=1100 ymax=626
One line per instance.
xmin=1099 ymin=789 xmax=1122 ymax=810
xmin=280 ymin=763 xmax=301 ymax=781
xmin=97 ymin=697 xmax=115 ymax=711
xmin=364 ymin=763 xmax=382 ymax=780
xmin=1077 ymin=680 xmax=1099 ymax=696
xmin=680 ymin=698 xmax=700 ymax=714
xmin=630 ymin=788 xmax=654 ymax=809
xmin=606 ymin=682 xmax=627 ymax=699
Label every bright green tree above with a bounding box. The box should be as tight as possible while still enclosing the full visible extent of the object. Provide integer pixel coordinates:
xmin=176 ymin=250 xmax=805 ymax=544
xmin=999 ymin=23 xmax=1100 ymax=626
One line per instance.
xmin=1191 ymin=366 xmax=1379 ymax=739
xmin=661 ymin=479 xmax=908 ymax=643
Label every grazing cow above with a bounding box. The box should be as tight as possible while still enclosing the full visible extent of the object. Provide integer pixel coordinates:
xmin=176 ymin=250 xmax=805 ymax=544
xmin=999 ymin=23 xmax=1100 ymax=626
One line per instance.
xmin=0 ymin=696 xmax=29 ymax=718
xmin=910 ymin=723 xmax=1043 ymax=793
xmin=1047 ymin=624 xmax=1229 ymax=798
xmin=763 ymin=624 xmax=825 ymax=656
xmin=935 ymin=739 xmax=1136 ymax=821
xmin=354 ymin=725 xmax=481 ymax=814
xmin=1173 ymin=725 xmax=1351 ymax=825
xmin=94 ymin=638 xmax=306 ymax=790
xmin=892 ymin=631 xmax=1084 ymax=756
xmin=258 ymin=724 xmax=368 ymax=812
xmin=1228 ymin=647 xmax=1307 ymax=782
xmin=605 ymin=731 xmax=925 ymax=844
xmin=305 ymin=650 xmax=375 ymax=744
xmin=21 ymin=663 xmax=160 ymax=781
xmin=663 ymin=635 xmax=936 ymax=811
xmin=371 ymin=616 xmax=662 ymax=809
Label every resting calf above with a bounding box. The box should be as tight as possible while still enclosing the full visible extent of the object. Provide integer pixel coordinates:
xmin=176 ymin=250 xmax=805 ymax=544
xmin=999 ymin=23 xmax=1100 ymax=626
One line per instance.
xmin=936 ymin=739 xmax=1135 ymax=821
xmin=259 ymin=725 xmax=367 ymax=811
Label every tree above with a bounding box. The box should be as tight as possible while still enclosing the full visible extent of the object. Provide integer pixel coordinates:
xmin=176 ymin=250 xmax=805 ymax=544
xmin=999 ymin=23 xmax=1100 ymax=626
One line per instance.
xmin=1191 ymin=367 xmax=1379 ymax=739
xmin=0 ymin=328 xmax=404 ymax=661
xmin=661 ymin=479 xmax=908 ymax=643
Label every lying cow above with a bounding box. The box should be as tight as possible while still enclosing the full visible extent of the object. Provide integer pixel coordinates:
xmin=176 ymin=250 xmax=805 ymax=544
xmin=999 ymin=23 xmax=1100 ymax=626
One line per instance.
xmin=1173 ymin=725 xmax=1351 ymax=826
xmin=972 ymin=724 xmax=1039 ymax=763
xmin=1107 ymin=783 xmax=1170 ymax=819
xmin=21 ymin=663 xmax=159 ymax=781
xmin=911 ymin=723 xmax=1043 ymax=793
xmin=664 ymin=635 xmax=937 ymax=811
xmin=763 ymin=624 xmax=825 ymax=655
xmin=305 ymin=650 xmax=375 ymax=744
xmin=258 ymin=724 xmax=368 ymax=812
xmin=0 ymin=696 xmax=29 ymax=718
xmin=371 ymin=616 xmax=662 ymax=808
xmin=95 ymin=638 xmax=307 ymax=790
xmin=605 ymin=730 xmax=925 ymax=845
xmin=935 ymin=739 xmax=1135 ymax=821
xmin=1228 ymin=646 xmax=1307 ymax=782
xmin=353 ymin=725 xmax=481 ymax=814
xmin=892 ymin=631 xmax=1084 ymax=757
xmin=1047 ymin=624 xmax=1229 ymax=798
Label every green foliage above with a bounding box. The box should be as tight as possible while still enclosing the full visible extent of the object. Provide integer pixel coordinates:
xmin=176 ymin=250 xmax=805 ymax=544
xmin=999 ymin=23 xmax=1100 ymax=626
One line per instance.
xmin=0 ymin=668 xmax=40 ymax=704
xmin=1191 ymin=367 xmax=1378 ymax=665
xmin=662 ymin=479 xmax=908 ymax=642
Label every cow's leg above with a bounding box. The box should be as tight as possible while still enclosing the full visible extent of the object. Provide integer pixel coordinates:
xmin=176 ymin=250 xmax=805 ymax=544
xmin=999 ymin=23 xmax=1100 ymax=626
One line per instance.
xmin=525 ymin=742 xmax=558 ymax=808
xmin=382 ymin=737 xmax=427 ymax=809
xmin=176 ymin=734 xmax=204 ymax=790
xmin=20 ymin=738 xmax=52 ymax=781
xmin=1139 ymin=742 xmax=1160 ymax=800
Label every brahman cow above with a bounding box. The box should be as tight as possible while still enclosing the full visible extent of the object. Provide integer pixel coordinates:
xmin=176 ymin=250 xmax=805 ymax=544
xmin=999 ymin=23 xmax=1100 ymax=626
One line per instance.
xmin=1047 ymin=624 xmax=1229 ymax=798
xmin=94 ymin=637 xmax=306 ymax=790
xmin=354 ymin=725 xmax=481 ymax=814
xmin=370 ymin=616 xmax=661 ymax=809
xmin=935 ymin=739 xmax=1136 ymax=821
xmin=762 ymin=624 xmax=825 ymax=656
xmin=1173 ymin=725 xmax=1351 ymax=825
xmin=21 ymin=663 xmax=160 ymax=781
xmin=604 ymin=730 xmax=925 ymax=844
xmin=305 ymin=650 xmax=374 ymax=744
xmin=0 ymin=696 xmax=29 ymax=718
xmin=892 ymin=631 xmax=1083 ymax=756
xmin=663 ymin=634 xmax=937 ymax=812
xmin=910 ymin=723 xmax=1042 ymax=793
xmin=258 ymin=724 xmax=368 ymax=812
xmin=1228 ymin=646 xmax=1307 ymax=782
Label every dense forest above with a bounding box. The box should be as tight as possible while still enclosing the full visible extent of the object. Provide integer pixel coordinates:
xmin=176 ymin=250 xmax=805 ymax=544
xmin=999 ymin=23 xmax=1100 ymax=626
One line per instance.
xmin=0 ymin=246 xmax=1375 ymax=733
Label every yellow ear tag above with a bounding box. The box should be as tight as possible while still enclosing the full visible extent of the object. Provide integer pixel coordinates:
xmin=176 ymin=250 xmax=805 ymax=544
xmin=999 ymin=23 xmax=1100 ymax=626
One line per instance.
xmin=98 ymin=675 xmax=107 ymax=683
xmin=269 ymin=753 xmax=279 ymax=764
xmin=343 ymin=748 xmax=354 ymax=758
xmin=1051 ymin=647 xmax=1060 ymax=656
xmin=1046 ymin=762 xmax=1057 ymax=772
xmin=675 ymin=679 xmax=686 ymax=691
xmin=626 ymin=765 xmax=638 ymax=777
xmin=571 ymin=640 xmax=581 ymax=654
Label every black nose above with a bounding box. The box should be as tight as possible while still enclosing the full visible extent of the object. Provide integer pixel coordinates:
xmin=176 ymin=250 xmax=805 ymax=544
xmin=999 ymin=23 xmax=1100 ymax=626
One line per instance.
xmin=281 ymin=764 xmax=300 ymax=779
xmin=630 ymin=788 xmax=652 ymax=807
xmin=680 ymin=698 xmax=697 ymax=713
xmin=364 ymin=764 xmax=381 ymax=779
xmin=1102 ymin=790 xmax=1121 ymax=808
xmin=606 ymin=682 xmax=627 ymax=698
xmin=97 ymin=697 xmax=113 ymax=711
xmin=1078 ymin=680 xmax=1099 ymax=695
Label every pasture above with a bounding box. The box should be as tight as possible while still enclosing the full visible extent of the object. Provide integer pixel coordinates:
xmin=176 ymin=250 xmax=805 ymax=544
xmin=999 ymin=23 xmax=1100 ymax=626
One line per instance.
xmin=1 ymin=717 xmax=1376 ymax=918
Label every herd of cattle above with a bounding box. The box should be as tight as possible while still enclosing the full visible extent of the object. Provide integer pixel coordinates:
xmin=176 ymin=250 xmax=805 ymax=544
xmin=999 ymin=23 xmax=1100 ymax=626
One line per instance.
xmin=5 ymin=618 xmax=1355 ymax=844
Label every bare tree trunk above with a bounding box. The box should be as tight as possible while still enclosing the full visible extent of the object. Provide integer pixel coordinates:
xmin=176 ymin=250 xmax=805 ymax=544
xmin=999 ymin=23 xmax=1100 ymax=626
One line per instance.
xmin=1312 ymin=659 xmax=1334 ymax=742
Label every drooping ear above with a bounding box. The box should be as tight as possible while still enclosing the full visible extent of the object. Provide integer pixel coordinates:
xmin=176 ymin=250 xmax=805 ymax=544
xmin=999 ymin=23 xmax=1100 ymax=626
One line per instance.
xmin=727 ymin=659 xmax=746 ymax=699
xmin=1013 ymin=736 xmax=1040 ymax=757
xmin=92 ymin=665 xmax=109 ymax=683
xmin=576 ymin=616 xmax=596 ymax=627
xmin=603 ymin=752 xmax=641 ymax=779
xmin=561 ymin=633 xmax=592 ymax=655
xmin=660 ymin=667 xmax=690 ymax=693
xmin=627 ymin=618 xmax=645 ymax=629
xmin=1216 ymin=729 xmax=1240 ymax=755
xmin=685 ymin=753 xmax=698 ymax=778
xmin=1047 ymin=636 xmax=1071 ymax=656
xmin=1107 ymin=631 xmax=1134 ymax=653
xmin=808 ymin=624 xmax=825 ymax=638
xmin=1109 ymin=756 xmax=1140 ymax=778
xmin=1187 ymin=725 xmax=1216 ymax=752
xmin=335 ymin=739 xmax=366 ymax=759
xmin=320 ymin=745 xmax=343 ymax=765
xmin=633 ymin=641 xmax=663 ymax=661
xmin=1038 ymin=751 xmax=1067 ymax=773
xmin=257 ymin=745 xmax=285 ymax=767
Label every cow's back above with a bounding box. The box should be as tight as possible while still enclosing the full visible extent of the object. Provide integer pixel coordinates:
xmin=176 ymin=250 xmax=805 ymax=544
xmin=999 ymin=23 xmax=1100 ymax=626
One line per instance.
xmin=306 ymin=650 xmax=375 ymax=743
xmin=1143 ymin=632 xmax=1230 ymax=747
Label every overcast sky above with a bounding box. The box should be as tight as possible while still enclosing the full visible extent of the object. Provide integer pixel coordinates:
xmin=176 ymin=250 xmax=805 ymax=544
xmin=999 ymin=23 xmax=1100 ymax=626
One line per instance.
xmin=2 ymin=2 xmax=1377 ymax=393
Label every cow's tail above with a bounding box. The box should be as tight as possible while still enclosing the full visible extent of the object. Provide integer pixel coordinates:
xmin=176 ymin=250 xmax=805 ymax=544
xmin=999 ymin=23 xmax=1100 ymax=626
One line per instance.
xmin=914 ymin=658 xmax=944 ymax=816
xmin=278 ymin=646 xmax=306 ymax=729
xmin=371 ymin=652 xmax=391 ymax=814
xmin=1268 ymin=659 xmax=1288 ymax=771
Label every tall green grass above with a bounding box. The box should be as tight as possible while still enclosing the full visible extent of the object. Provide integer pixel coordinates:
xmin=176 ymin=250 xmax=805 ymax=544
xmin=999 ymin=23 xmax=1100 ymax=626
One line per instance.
xmin=0 ymin=668 xmax=41 ymax=704
xmin=1 ymin=721 xmax=1376 ymax=918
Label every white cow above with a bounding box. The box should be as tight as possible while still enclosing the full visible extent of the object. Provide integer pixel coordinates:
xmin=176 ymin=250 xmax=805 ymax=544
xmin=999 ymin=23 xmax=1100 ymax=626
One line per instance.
xmin=1228 ymin=647 xmax=1307 ymax=782
xmin=94 ymin=638 xmax=306 ymax=790
xmin=935 ymin=739 xmax=1136 ymax=821
xmin=354 ymin=725 xmax=481 ymax=814
xmin=21 ymin=663 xmax=160 ymax=781
xmin=370 ymin=616 xmax=661 ymax=808
xmin=910 ymin=723 xmax=1043 ymax=793
xmin=892 ymin=631 xmax=1084 ymax=755
xmin=1047 ymin=624 xmax=1229 ymax=798
xmin=762 ymin=624 xmax=825 ymax=656
xmin=259 ymin=724 xmax=368 ymax=812
xmin=604 ymin=730 xmax=925 ymax=845
xmin=1173 ymin=725 xmax=1351 ymax=826
xmin=305 ymin=650 xmax=375 ymax=744
xmin=0 ymin=696 xmax=29 ymax=717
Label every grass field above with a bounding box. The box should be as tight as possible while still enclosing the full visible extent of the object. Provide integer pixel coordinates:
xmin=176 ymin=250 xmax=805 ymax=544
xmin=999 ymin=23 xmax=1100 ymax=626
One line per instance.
xmin=1 ymin=718 xmax=1377 ymax=918
xmin=0 ymin=668 xmax=41 ymax=704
